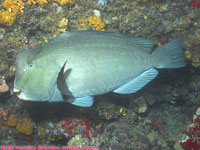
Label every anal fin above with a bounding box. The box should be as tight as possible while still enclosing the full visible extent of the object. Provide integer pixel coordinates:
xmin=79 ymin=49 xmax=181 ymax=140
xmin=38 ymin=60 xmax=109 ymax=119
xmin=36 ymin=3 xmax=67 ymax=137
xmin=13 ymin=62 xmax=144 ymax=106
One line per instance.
xmin=113 ymin=68 xmax=158 ymax=94
xmin=71 ymin=96 xmax=94 ymax=107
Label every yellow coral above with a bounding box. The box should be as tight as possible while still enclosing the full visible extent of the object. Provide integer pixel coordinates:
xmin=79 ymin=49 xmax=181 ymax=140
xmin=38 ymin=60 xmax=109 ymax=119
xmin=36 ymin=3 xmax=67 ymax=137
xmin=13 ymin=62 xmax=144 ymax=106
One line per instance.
xmin=35 ymin=0 xmax=48 ymax=5
xmin=0 ymin=0 xmax=75 ymax=26
xmin=185 ymin=50 xmax=191 ymax=60
xmin=88 ymin=16 xmax=105 ymax=31
xmin=47 ymin=135 xmax=55 ymax=141
xmin=80 ymin=16 xmax=105 ymax=31
xmin=26 ymin=0 xmax=75 ymax=5
xmin=3 ymin=0 xmax=24 ymax=14
xmin=5 ymin=115 xmax=17 ymax=127
xmin=53 ymin=17 xmax=68 ymax=36
xmin=3 ymin=0 xmax=24 ymax=13
xmin=0 ymin=0 xmax=24 ymax=26
xmin=16 ymin=116 xmax=34 ymax=135
xmin=53 ymin=0 xmax=76 ymax=5
xmin=0 ymin=11 xmax=16 ymax=26
xmin=59 ymin=17 xmax=68 ymax=28
xmin=95 ymin=123 xmax=103 ymax=130
xmin=196 ymin=33 xmax=200 ymax=39
xmin=39 ymin=127 xmax=46 ymax=137
xmin=26 ymin=0 xmax=48 ymax=5
xmin=26 ymin=0 xmax=37 ymax=5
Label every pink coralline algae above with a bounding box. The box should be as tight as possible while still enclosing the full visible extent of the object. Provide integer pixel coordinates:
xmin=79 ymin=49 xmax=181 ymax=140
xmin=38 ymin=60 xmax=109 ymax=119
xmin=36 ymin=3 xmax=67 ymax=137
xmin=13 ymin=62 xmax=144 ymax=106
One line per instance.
xmin=0 ymin=108 xmax=9 ymax=120
xmin=157 ymin=38 xmax=167 ymax=45
xmin=61 ymin=117 xmax=98 ymax=140
xmin=189 ymin=0 xmax=200 ymax=7
xmin=180 ymin=107 xmax=200 ymax=150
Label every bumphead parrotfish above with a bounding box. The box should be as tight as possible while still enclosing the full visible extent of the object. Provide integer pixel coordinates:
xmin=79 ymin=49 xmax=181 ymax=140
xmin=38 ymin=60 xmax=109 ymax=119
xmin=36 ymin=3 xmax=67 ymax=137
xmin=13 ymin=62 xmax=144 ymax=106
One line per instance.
xmin=14 ymin=31 xmax=186 ymax=107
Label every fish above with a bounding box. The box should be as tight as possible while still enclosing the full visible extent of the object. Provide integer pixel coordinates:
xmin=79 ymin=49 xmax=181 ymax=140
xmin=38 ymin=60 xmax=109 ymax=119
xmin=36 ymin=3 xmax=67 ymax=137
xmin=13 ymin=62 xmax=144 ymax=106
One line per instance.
xmin=14 ymin=31 xmax=186 ymax=107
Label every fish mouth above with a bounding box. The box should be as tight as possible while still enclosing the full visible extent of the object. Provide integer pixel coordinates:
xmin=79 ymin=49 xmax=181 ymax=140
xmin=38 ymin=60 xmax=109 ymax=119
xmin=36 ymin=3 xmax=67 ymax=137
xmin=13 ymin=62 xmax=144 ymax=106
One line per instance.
xmin=13 ymin=88 xmax=31 ymax=100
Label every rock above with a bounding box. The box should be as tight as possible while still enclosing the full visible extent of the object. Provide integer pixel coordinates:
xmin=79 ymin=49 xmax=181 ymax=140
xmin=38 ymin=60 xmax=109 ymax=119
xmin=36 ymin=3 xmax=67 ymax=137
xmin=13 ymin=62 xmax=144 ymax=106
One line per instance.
xmin=68 ymin=134 xmax=85 ymax=146
xmin=173 ymin=141 xmax=183 ymax=150
xmin=135 ymin=96 xmax=148 ymax=113
xmin=94 ymin=10 xmax=101 ymax=17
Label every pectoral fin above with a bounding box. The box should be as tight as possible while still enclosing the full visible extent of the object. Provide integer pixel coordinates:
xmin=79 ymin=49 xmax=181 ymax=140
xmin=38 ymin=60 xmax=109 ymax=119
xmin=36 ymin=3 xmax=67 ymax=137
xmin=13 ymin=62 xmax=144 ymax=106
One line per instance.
xmin=57 ymin=60 xmax=72 ymax=96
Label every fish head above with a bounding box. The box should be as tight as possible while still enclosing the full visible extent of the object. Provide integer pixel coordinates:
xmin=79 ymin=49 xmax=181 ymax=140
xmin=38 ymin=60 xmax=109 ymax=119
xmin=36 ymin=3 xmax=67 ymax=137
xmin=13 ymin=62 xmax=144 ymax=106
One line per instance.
xmin=14 ymin=48 xmax=61 ymax=101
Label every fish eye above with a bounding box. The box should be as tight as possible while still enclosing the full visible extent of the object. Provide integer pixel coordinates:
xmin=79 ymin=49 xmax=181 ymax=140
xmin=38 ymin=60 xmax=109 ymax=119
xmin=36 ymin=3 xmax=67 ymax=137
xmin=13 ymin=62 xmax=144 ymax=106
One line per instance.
xmin=28 ymin=63 xmax=34 ymax=68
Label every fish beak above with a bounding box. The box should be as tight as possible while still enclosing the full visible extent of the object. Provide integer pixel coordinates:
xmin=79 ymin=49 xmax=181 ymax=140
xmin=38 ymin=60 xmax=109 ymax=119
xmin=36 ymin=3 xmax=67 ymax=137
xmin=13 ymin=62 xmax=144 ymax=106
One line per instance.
xmin=17 ymin=92 xmax=31 ymax=100
xmin=13 ymin=88 xmax=30 ymax=100
xmin=13 ymin=88 xmax=20 ymax=93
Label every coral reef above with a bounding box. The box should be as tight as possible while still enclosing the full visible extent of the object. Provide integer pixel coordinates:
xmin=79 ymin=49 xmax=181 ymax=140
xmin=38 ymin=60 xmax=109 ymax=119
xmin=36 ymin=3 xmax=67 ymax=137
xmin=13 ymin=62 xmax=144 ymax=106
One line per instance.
xmin=0 ymin=0 xmax=24 ymax=26
xmin=80 ymin=16 xmax=105 ymax=31
xmin=39 ymin=127 xmax=46 ymax=138
xmin=130 ymin=96 xmax=148 ymax=114
xmin=16 ymin=116 xmax=34 ymax=135
xmin=61 ymin=117 xmax=98 ymax=140
xmin=0 ymin=0 xmax=75 ymax=26
xmin=53 ymin=0 xmax=76 ymax=6
xmin=26 ymin=0 xmax=75 ymax=6
xmin=189 ymin=0 xmax=200 ymax=7
xmin=67 ymin=134 xmax=86 ymax=146
xmin=180 ymin=107 xmax=200 ymax=149
xmin=5 ymin=115 xmax=17 ymax=127
xmin=0 ymin=108 xmax=9 ymax=120
xmin=26 ymin=0 xmax=48 ymax=5
xmin=0 ymin=0 xmax=200 ymax=149
xmin=191 ymin=46 xmax=200 ymax=67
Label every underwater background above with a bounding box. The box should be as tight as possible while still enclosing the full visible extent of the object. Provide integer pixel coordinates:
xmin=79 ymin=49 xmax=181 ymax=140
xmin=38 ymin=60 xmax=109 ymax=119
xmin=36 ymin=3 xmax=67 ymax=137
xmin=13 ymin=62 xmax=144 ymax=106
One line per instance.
xmin=0 ymin=0 xmax=200 ymax=149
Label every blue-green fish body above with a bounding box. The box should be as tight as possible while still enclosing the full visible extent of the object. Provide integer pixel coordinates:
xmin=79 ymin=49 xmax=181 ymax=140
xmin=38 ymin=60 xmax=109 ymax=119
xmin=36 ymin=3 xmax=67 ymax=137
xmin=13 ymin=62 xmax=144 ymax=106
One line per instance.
xmin=14 ymin=31 xmax=186 ymax=107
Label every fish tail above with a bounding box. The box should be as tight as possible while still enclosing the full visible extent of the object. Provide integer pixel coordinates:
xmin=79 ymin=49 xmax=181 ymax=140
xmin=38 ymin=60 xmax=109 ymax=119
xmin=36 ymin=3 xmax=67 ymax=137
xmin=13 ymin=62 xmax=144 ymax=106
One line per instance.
xmin=154 ymin=38 xmax=186 ymax=69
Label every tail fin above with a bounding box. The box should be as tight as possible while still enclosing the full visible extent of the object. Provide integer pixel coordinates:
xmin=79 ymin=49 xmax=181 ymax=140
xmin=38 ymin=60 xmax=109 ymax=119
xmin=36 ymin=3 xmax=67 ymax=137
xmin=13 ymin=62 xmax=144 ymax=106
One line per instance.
xmin=154 ymin=38 xmax=186 ymax=69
